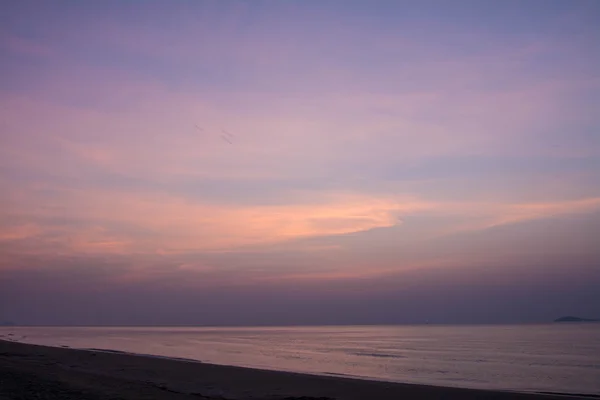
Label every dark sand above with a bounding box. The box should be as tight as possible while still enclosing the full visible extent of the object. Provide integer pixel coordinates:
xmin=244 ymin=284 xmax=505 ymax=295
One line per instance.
xmin=0 ymin=339 xmax=589 ymax=399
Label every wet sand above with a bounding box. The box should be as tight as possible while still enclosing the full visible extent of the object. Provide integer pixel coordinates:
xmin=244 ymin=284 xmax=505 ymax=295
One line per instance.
xmin=0 ymin=339 xmax=590 ymax=399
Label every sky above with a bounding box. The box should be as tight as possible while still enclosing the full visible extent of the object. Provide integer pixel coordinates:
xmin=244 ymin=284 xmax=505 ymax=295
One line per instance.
xmin=1 ymin=0 xmax=599 ymax=326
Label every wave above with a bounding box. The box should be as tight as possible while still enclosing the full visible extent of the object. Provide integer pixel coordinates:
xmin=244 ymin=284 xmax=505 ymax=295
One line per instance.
xmin=352 ymin=351 xmax=405 ymax=359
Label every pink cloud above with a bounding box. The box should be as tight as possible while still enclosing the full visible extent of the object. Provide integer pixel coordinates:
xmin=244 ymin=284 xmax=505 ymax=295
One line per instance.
xmin=0 ymin=183 xmax=432 ymax=255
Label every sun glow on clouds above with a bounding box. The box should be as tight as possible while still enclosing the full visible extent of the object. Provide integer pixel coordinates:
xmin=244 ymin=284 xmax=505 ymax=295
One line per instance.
xmin=0 ymin=186 xmax=429 ymax=254
xmin=2 ymin=178 xmax=599 ymax=259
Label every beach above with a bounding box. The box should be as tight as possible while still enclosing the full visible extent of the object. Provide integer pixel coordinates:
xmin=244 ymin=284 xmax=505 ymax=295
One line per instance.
xmin=0 ymin=339 xmax=589 ymax=400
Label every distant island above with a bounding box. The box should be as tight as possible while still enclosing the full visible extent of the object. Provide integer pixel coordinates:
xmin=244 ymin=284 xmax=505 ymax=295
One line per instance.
xmin=554 ymin=316 xmax=599 ymax=323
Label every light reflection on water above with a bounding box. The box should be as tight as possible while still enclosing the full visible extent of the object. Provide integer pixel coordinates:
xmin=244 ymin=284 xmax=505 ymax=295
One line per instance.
xmin=2 ymin=324 xmax=599 ymax=395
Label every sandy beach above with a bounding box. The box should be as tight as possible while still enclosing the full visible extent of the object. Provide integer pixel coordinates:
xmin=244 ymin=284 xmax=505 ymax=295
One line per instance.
xmin=0 ymin=339 xmax=591 ymax=400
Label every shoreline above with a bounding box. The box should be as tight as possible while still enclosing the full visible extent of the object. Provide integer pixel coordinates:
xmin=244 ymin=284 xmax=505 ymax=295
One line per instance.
xmin=53 ymin=346 xmax=600 ymax=397
xmin=60 ymin=345 xmax=600 ymax=398
xmin=0 ymin=339 xmax=594 ymax=399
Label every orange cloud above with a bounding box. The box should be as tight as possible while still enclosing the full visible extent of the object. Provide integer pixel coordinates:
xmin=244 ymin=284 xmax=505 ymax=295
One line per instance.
xmin=0 ymin=181 xmax=435 ymax=255
xmin=69 ymin=191 xmax=432 ymax=252
xmin=0 ymin=223 xmax=42 ymax=241
xmin=431 ymin=197 xmax=600 ymax=236
xmin=487 ymin=197 xmax=600 ymax=228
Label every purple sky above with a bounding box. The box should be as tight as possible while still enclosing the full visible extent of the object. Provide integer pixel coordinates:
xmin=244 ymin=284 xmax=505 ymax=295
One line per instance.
xmin=1 ymin=0 xmax=599 ymax=325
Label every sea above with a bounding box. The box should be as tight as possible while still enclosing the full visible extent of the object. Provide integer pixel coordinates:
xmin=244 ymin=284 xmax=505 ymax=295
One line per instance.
xmin=1 ymin=324 xmax=599 ymax=396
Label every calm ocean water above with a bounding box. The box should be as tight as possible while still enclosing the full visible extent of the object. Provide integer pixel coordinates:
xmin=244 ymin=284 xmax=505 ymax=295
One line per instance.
xmin=1 ymin=324 xmax=599 ymax=395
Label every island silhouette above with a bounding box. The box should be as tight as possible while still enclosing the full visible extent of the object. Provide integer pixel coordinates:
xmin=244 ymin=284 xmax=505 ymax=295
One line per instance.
xmin=554 ymin=316 xmax=599 ymax=322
